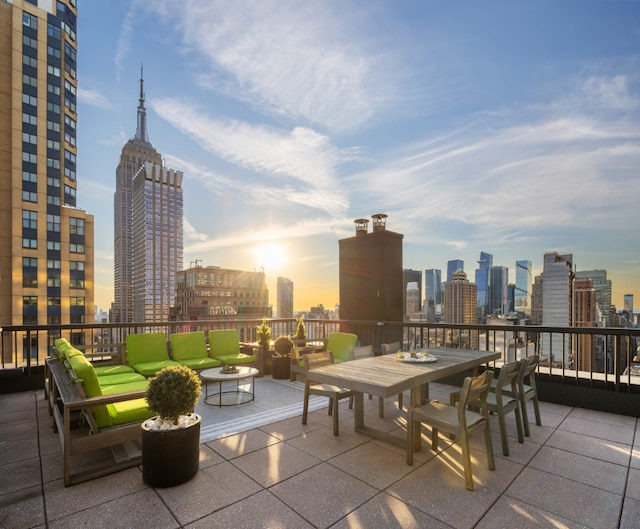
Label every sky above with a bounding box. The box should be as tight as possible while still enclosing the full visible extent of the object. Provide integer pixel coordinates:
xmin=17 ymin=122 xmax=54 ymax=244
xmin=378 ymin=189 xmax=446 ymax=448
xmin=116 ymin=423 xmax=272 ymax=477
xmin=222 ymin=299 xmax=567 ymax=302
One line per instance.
xmin=76 ymin=0 xmax=640 ymax=314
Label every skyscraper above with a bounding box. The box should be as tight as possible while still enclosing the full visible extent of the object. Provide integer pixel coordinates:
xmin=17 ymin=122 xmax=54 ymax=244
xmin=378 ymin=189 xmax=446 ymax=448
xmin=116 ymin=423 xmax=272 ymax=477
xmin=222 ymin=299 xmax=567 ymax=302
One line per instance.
xmin=574 ymin=278 xmax=596 ymax=372
xmin=446 ymin=259 xmax=464 ymax=282
xmin=403 ymin=268 xmax=422 ymax=319
xmin=0 ymin=1 xmax=94 ymax=357
xmin=474 ymin=251 xmax=492 ymax=320
xmin=515 ymin=260 xmax=532 ymax=315
xmin=424 ymin=268 xmax=442 ymax=323
xmin=574 ymin=270 xmax=612 ymax=327
xmin=277 ymin=277 xmax=294 ymax=319
xmin=444 ymin=271 xmax=478 ymax=348
xmin=405 ymin=281 xmax=420 ymax=320
xmin=542 ymin=252 xmax=574 ymax=365
xmin=113 ymin=72 xmax=183 ymax=324
xmin=488 ymin=265 xmax=509 ymax=316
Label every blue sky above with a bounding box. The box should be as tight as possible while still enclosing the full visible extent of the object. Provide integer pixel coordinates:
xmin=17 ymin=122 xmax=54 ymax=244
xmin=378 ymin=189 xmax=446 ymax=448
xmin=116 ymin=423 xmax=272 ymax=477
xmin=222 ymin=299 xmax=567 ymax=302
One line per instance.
xmin=76 ymin=0 xmax=640 ymax=313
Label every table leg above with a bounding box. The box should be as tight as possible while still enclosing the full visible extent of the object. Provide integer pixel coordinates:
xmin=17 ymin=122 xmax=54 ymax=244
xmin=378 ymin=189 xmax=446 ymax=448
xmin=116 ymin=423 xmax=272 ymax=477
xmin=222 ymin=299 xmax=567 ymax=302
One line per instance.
xmin=354 ymin=392 xmax=364 ymax=430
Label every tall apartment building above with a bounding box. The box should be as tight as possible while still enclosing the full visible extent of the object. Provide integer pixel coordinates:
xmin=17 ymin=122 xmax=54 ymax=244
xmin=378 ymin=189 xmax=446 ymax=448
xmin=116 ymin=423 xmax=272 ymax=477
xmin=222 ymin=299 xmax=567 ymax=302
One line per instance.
xmin=515 ymin=260 xmax=532 ymax=315
xmin=405 ymin=281 xmax=420 ymax=320
xmin=424 ymin=268 xmax=442 ymax=322
xmin=403 ymin=268 xmax=422 ymax=319
xmin=113 ymin=73 xmax=183 ymax=324
xmin=474 ymin=251 xmax=492 ymax=321
xmin=0 ymin=0 xmax=94 ymax=359
xmin=444 ymin=271 xmax=478 ymax=348
xmin=174 ymin=265 xmax=271 ymax=322
xmin=574 ymin=278 xmax=596 ymax=372
xmin=575 ymin=269 xmax=612 ymax=327
xmin=541 ymin=252 xmax=574 ymax=366
xmin=339 ymin=215 xmax=403 ymax=344
xmin=277 ymin=276 xmax=293 ymax=319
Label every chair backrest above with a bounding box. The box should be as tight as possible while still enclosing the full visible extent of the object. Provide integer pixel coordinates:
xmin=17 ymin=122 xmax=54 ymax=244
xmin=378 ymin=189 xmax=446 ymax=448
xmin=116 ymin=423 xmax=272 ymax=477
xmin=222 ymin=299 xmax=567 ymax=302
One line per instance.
xmin=303 ymin=351 xmax=335 ymax=371
xmin=67 ymin=353 xmax=112 ymax=428
xmin=381 ymin=342 xmax=401 ymax=355
xmin=170 ymin=331 xmax=207 ymax=361
xmin=518 ymin=355 xmax=539 ymax=386
xmin=494 ymin=360 xmax=520 ymax=397
xmin=458 ymin=370 xmax=494 ymax=421
xmin=325 ymin=332 xmax=358 ymax=362
xmin=349 ymin=345 xmax=374 ymax=361
xmin=125 ymin=332 xmax=168 ymax=366
xmin=208 ymin=329 xmax=241 ymax=359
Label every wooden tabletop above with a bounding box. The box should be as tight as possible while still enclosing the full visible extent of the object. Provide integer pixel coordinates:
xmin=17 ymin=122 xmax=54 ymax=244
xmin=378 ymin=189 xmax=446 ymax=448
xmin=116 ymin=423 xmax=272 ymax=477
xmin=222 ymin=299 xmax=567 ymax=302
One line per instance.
xmin=307 ymin=348 xmax=500 ymax=399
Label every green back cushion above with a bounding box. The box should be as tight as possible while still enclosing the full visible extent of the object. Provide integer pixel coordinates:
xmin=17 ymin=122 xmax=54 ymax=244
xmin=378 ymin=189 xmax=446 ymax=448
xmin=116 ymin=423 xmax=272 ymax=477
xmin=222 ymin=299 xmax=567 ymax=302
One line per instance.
xmin=209 ymin=329 xmax=241 ymax=359
xmin=126 ymin=332 xmax=168 ymax=366
xmin=326 ymin=333 xmax=358 ymax=362
xmin=170 ymin=331 xmax=207 ymax=361
xmin=68 ymin=354 xmax=112 ymax=428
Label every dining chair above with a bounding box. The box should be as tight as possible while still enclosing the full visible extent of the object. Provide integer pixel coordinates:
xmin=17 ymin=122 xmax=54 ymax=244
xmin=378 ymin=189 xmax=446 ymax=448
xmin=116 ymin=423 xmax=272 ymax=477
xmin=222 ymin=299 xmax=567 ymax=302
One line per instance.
xmin=302 ymin=351 xmax=354 ymax=436
xmin=381 ymin=342 xmax=403 ymax=409
xmin=513 ymin=354 xmax=541 ymax=436
xmin=450 ymin=360 xmax=524 ymax=456
xmin=407 ymin=370 xmax=495 ymax=491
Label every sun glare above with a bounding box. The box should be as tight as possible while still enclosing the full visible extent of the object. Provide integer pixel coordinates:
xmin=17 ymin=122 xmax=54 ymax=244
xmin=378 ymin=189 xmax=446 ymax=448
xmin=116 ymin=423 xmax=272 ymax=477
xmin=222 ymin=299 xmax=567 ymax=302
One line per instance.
xmin=255 ymin=243 xmax=286 ymax=271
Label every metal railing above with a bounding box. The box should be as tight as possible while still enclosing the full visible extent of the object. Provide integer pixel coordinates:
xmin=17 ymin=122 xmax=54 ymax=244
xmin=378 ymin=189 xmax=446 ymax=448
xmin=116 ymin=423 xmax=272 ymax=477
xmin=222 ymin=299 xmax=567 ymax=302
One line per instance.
xmin=2 ymin=318 xmax=639 ymax=393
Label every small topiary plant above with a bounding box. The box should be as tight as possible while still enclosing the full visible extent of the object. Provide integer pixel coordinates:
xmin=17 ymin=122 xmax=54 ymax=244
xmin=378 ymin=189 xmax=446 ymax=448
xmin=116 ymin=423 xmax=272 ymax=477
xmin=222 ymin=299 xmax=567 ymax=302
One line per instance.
xmin=145 ymin=365 xmax=202 ymax=425
xmin=273 ymin=335 xmax=294 ymax=357
xmin=294 ymin=315 xmax=306 ymax=341
xmin=256 ymin=317 xmax=272 ymax=350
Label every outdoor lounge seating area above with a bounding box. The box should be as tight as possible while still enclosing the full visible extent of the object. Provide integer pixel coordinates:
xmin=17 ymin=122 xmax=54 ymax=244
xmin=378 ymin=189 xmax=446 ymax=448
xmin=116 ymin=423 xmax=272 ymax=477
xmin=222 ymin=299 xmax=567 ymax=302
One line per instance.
xmin=2 ymin=377 xmax=640 ymax=528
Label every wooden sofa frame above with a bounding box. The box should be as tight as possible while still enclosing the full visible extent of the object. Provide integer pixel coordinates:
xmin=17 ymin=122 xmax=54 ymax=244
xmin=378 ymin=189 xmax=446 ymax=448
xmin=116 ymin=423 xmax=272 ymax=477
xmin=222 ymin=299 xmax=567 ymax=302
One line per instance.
xmin=46 ymin=357 xmax=148 ymax=486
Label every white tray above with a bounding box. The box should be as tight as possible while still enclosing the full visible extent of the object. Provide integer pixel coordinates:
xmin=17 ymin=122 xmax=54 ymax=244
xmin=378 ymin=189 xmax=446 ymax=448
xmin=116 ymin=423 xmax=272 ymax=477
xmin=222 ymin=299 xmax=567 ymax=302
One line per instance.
xmin=396 ymin=352 xmax=437 ymax=363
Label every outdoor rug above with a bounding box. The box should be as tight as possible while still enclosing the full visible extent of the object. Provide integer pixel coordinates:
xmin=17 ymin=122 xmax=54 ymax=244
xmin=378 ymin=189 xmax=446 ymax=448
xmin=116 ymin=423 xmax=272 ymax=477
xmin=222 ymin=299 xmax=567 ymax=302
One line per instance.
xmin=196 ymin=376 xmax=327 ymax=443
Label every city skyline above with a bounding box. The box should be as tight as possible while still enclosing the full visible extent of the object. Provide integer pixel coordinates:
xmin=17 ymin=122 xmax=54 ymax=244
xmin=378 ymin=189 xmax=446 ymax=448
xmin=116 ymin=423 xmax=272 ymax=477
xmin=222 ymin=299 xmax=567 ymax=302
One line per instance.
xmin=76 ymin=1 xmax=640 ymax=313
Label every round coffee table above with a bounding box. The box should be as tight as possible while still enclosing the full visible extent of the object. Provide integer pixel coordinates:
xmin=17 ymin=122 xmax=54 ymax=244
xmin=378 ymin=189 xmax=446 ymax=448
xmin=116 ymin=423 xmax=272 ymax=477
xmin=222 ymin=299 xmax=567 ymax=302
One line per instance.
xmin=200 ymin=366 xmax=259 ymax=407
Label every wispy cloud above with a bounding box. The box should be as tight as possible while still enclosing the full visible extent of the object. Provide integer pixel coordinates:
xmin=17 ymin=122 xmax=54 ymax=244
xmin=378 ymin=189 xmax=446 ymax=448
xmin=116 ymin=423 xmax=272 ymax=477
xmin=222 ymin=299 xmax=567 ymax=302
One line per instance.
xmin=77 ymin=87 xmax=110 ymax=109
xmin=114 ymin=4 xmax=137 ymax=81
xmin=153 ymin=98 xmax=357 ymax=217
xmin=144 ymin=0 xmax=399 ymax=132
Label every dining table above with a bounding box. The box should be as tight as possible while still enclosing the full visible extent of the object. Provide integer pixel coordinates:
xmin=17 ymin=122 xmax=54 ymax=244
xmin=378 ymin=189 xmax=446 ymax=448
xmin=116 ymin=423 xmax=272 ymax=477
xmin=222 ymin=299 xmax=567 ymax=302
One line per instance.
xmin=306 ymin=347 xmax=501 ymax=453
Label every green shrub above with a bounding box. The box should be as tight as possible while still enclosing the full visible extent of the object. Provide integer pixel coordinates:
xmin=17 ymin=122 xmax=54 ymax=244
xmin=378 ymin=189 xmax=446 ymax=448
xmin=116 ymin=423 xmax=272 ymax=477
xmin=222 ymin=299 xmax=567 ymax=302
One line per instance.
xmin=145 ymin=365 xmax=202 ymax=424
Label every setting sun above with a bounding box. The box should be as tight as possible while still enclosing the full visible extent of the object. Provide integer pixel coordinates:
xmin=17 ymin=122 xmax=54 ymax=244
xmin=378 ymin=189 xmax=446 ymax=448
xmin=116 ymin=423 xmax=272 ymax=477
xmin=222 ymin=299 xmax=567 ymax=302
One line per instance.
xmin=255 ymin=243 xmax=286 ymax=272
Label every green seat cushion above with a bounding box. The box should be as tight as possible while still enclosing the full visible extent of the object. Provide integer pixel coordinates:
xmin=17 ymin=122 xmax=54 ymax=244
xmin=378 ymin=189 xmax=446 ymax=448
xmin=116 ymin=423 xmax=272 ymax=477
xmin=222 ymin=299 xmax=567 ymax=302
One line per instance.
xmin=131 ymin=359 xmax=180 ymax=377
xmin=208 ymin=329 xmax=241 ymax=359
xmin=177 ymin=357 xmax=221 ymax=370
xmin=67 ymin=354 xmax=113 ymax=428
xmin=126 ymin=332 xmax=170 ymax=367
xmin=326 ymin=333 xmax=358 ymax=363
xmin=98 ymin=372 xmax=147 ymax=385
xmin=215 ymin=353 xmax=256 ymax=365
xmin=107 ymin=398 xmax=154 ymax=426
xmin=93 ymin=364 xmax=136 ymax=376
xmin=100 ymin=380 xmax=149 ymax=395
xmin=170 ymin=331 xmax=208 ymax=361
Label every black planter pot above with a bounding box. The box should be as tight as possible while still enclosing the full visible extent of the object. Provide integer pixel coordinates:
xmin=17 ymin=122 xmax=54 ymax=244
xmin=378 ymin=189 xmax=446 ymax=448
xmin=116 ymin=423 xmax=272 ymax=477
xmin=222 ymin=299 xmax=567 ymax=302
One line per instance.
xmin=141 ymin=414 xmax=201 ymax=488
xmin=272 ymin=356 xmax=291 ymax=379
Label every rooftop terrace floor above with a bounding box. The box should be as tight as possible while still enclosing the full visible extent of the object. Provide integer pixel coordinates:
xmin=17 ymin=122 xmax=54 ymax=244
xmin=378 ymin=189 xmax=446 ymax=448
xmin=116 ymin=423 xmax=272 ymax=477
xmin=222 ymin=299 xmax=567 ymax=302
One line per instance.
xmin=2 ymin=380 xmax=639 ymax=529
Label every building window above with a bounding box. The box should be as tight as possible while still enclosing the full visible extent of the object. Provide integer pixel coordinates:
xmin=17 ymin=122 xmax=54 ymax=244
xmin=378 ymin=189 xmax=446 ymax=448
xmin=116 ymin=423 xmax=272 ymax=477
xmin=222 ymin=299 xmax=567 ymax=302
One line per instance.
xmin=70 ymin=261 xmax=84 ymax=271
xmin=47 ymin=241 xmax=61 ymax=251
xmin=47 ymin=260 xmax=61 ymax=269
xmin=22 ymin=257 xmax=37 ymax=288
xmin=23 ymin=296 xmax=38 ymax=307
xmin=70 ymin=278 xmax=84 ymax=288
xmin=22 ymin=209 xmax=37 ymax=229
xmin=70 ymin=243 xmax=84 ymax=254
xmin=70 ymin=297 xmax=85 ymax=306
xmin=69 ymin=217 xmax=84 ymax=235
xmin=46 ymin=214 xmax=60 ymax=232
xmin=22 ymin=152 xmax=37 ymax=164
xmin=22 ymin=191 xmax=37 ymax=202
xmin=23 ymin=171 xmax=37 ymax=183
xmin=47 ymin=277 xmax=61 ymax=287
xmin=48 ymin=297 xmax=61 ymax=307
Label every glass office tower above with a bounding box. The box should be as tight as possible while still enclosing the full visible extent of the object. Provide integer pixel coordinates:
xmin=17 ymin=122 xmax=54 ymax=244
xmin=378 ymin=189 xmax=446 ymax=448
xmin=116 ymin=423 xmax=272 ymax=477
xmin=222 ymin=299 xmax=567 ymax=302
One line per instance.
xmin=515 ymin=260 xmax=532 ymax=315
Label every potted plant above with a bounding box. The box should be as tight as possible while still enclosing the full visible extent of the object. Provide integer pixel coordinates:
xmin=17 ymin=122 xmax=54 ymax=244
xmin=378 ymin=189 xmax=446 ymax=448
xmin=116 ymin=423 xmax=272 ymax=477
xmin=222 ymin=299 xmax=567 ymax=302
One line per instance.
xmin=293 ymin=315 xmax=307 ymax=345
xmin=141 ymin=365 xmax=202 ymax=487
xmin=256 ymin=317 xmax=272 ymax=376
xmin=272 ymin=335 xmax=294 ymax=379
